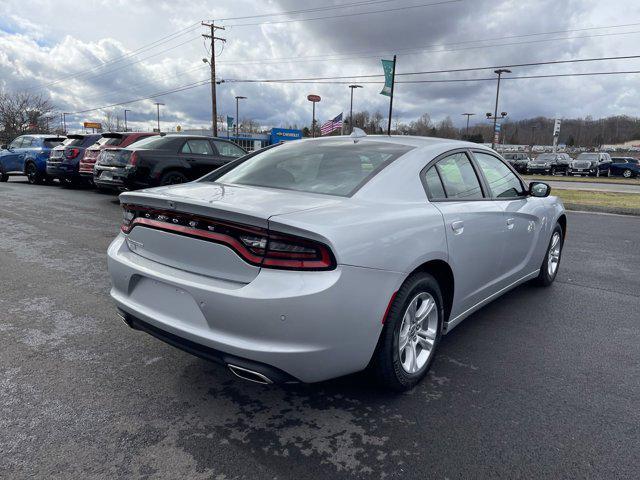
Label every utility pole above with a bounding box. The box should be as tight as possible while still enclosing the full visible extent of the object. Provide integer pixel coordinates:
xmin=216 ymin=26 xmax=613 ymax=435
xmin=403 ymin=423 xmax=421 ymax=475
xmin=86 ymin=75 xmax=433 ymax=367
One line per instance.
xmin=62 ymin=112 xmax=69 ymax=134
xmin=235 ymin=96 xmax=246 ymax=141
xmin=490 ymin=69 xmax=511 ymax=149
xmin=124 ymin=109 xmax=131 ymax=132
xmin=530 ymin=125 xmax=537 ymax=151
xmin=154 ymin=102 xmax=164 ymax=132
xmin=348 ymin=85 xmax=363 ymax=134
xmin=202 ymin=21 xmax=226 ymax=137
xmin=462 ymin=113 xmax=475 ymax=138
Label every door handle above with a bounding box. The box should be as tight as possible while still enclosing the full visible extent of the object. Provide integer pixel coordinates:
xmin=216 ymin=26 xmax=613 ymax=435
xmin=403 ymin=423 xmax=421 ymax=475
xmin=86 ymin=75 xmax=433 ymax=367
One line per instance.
xmin=451 ymin=220 xmax=464 ymax=235
xmin=506 ymin=218 xmax=515 ymax=230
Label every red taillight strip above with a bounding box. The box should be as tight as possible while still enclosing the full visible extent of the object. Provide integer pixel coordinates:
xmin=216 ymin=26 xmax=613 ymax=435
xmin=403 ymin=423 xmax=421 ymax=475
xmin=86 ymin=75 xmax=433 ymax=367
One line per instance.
xmin=122 ymin=205 xmax=336 ymax=271
xmin=126 ymin=218 xmax=265 ymax=266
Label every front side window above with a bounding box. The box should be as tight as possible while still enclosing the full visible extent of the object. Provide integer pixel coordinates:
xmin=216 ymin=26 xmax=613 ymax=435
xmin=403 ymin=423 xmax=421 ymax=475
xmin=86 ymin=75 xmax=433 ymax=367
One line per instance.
xmin=434 ymin=152 xmax=483 ymax=200
xmin=182 ymin=139 xmax=214 ymax=155
xmin=474 ymin=152 xmax=524 ymax=198
xmin=9 ymin=137 xmax=24 ymax=149
xmin=210 ymin=140 xmax=413 ymax=197
xmin=212 ymin=140 xmax=245 ymax=158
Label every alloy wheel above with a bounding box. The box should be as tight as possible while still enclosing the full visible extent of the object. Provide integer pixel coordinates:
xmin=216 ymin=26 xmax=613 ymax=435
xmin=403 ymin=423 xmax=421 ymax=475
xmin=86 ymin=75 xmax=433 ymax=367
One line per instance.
xmin=547 ymin=232 xmax=561 ymax=277
xmin=26 ymin=164 xmax=37 ymax=184
xmin=398 ymin=292 xmax=439 ymax=374
xmin=623 ymin=169 xmax=632 ymax=178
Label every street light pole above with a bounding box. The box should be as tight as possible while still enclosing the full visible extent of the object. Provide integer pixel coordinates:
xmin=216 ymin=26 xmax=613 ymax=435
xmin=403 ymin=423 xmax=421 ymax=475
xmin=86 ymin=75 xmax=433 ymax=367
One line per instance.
xmin=124 ymin=109 xmax=131 ymax=132
xmin=62 ymin=112 xmax=69 ymax=134
xmin=154 ymin=102 xmax=164 ymax=132
xmin=348 ymin=85 xmax=363 ymax=134
xmin=235 ymin=96 xmax=247 ymax=141
xmin=491 ymin=69 xmax=511 ymax=149
xmin=462 ymin=113 xmax=475 ymax=138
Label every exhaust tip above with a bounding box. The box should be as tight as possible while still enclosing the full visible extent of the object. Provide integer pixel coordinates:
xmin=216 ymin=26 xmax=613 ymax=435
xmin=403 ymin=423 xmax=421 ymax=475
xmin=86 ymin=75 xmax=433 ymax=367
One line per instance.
xmin=228 ymin=364 xmax=273 ymax=385
xmin=117 ymin=309 xmax=134 ymax=328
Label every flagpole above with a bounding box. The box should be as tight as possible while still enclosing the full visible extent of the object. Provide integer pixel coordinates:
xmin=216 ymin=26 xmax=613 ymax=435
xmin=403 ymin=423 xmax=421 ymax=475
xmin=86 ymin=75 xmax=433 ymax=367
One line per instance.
xmin=387 ymin=55 xmax=396 ymax=136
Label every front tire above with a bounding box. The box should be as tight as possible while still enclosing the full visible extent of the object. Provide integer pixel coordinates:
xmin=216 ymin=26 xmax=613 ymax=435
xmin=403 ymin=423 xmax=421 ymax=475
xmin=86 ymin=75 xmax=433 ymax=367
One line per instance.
xmin=25 ymin=162 xmax=42 ymax=184
xmin=0 ymin=170 xmax=8 ymax=182
xmin=371 ymin=273 xmax=443 ymax=391
xmin=534 ymin=224 xmax=563 ymax=287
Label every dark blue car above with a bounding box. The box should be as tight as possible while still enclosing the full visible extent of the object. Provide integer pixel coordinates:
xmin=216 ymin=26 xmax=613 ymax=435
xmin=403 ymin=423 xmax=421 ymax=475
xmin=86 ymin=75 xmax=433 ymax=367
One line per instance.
xmin=46 ymin=133 xmax=101 ymax=185
xmin=609 ymin=157 xmax=640 ymax=178
xmin=0 ymin=134 xmax=65 ymax=184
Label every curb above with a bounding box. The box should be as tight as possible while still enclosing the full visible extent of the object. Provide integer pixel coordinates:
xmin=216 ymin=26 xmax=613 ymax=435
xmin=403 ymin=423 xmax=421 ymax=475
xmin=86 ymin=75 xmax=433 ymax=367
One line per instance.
xmin=563 ymin=202 xmax=640 ymax=217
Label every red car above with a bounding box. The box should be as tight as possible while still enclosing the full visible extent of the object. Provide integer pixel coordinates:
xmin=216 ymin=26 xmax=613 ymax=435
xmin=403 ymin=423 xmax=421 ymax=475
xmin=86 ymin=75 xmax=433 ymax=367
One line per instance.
xmin=79 ymin=132 xmax=157 ymax=183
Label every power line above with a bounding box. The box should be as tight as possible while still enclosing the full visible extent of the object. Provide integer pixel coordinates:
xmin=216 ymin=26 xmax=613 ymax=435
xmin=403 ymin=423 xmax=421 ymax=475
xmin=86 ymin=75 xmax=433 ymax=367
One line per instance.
xmin=26 ymin=22 xmax=201 ymax=91
xmin=223 ymin=69 xmax=640 ymax=85
xmin=217 ymin=0 xmax=397 ymax=21
xmin=220 ymin=53 xmax=640 ymax=83
xmin=224 ymin=0 xmax=462 ymax=27
xmin=68 ymin=79 xmax=212 ymax=115
xmin=218 ymin=25 xmax=640 ymax=66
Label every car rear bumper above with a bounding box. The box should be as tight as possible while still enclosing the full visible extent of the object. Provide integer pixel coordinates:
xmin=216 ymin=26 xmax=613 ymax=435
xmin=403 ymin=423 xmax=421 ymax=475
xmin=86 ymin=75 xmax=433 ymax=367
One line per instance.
xmin=47 ymin=162 xmax=79 ymax=178
xmin=107 ymin=234 xmax=402 ymax=383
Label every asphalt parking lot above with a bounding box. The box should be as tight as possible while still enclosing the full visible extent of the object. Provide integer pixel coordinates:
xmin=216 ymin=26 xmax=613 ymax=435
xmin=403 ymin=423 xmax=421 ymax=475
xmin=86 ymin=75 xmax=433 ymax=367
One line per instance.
xmin=1 ymin=178 xmax=639 ymax=479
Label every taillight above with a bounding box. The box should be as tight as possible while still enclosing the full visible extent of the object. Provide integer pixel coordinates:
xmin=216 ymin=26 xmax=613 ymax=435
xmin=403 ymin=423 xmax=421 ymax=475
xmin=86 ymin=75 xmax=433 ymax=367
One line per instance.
xmin=65 ymin=148 xmax=80 ymax=159
xmin=128 ymin=151 xmax=139 ymax=166
xmin=120 ymin=204 xmax=336 ymax=271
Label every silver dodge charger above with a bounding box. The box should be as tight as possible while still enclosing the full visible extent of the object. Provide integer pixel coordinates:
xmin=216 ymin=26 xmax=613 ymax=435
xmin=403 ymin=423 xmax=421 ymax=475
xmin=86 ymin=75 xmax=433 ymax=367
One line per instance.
xmin=108 ymin=132 xmax=566 ymax=391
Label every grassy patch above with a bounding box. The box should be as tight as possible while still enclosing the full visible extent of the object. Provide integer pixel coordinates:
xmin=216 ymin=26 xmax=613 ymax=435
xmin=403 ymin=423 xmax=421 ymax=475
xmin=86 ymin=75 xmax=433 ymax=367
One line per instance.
xmin=554 ymin=188 xmax=640 ymax=213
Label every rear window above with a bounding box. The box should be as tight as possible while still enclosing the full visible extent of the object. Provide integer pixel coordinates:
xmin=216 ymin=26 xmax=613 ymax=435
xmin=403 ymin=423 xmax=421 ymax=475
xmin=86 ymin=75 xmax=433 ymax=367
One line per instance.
xmin=62 ymin=138 xmax=83 ymax=147
xmin=210 ymin=140 xmax=414 ymax=196
xmin=577 ymin=153 xmax=598 ymax=161
xmin=43 ymin=139 xmax=63 ymax=148
xmin=129 ymin=136 xmax=174 ymax=149
xmin=95 ymin=136 xmax=122 ymax=147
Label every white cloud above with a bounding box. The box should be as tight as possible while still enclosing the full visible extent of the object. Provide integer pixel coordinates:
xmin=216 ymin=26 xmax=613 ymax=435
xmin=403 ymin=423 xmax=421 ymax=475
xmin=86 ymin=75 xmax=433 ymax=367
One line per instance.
xmin=1 ymin=0 xmax=640 ymax=133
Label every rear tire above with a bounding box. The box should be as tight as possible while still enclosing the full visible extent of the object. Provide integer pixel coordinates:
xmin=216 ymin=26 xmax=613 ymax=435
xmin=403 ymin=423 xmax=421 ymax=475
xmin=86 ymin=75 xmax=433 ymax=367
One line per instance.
xmin=0 ymin=170 xmax=8 ymax=182
xmin=534 ymin=224 xmax=563 ymax=287
xmin=160 ymin=170 xmax=188 ymax=186
xmin=370 ymin=273 xmax=443 ymax=392
xmin=623 ymin=169 xmax=632 ymax=178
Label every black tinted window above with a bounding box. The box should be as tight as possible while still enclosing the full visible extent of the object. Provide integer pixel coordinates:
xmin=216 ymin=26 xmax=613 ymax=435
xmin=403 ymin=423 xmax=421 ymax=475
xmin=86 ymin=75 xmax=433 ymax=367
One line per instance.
xmin=212 ymin=140 xmax=413 ymax=197
xmin=183 ymin=139 xmax=214 ymax=155
xmin=424 ymin=166 xmax=446 ymax=200
xmin=435 ymin=153 xmax=483 ymax=199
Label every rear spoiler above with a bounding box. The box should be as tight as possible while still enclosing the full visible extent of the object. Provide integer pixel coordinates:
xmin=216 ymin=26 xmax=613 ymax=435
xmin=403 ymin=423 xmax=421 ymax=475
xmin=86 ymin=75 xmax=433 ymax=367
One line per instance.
xmin=102 ymin=132 xmax=124 ymax=139
xmin=44 ymin=137 xmax=65 ymax=142
xmin=66 ymin=134 xmax=85 ymax=140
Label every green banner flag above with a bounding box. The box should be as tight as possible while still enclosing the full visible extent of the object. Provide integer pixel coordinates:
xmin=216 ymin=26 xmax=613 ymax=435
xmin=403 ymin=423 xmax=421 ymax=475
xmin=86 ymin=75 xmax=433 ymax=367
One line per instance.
xmin=380 ymin=59 xmax=394 ymax=97
xmin=226 ymin=116 xmax=234 ymax=130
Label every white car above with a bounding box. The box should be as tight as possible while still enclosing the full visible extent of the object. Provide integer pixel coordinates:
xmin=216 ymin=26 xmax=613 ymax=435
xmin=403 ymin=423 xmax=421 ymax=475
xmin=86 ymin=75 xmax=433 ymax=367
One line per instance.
xmin=108 ymin=133 xmax=566 ymax=391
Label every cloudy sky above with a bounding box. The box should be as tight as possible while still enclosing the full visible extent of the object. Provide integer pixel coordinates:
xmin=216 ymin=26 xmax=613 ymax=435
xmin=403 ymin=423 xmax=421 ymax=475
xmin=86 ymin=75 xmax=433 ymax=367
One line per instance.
xmin=1 ymin=0 xmax=640 ymax=133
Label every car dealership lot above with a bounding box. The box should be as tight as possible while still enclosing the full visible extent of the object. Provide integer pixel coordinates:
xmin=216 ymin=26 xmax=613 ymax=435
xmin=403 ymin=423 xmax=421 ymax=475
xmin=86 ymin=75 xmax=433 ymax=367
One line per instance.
xmin=1 ymin=179 xmax=639 ymax=479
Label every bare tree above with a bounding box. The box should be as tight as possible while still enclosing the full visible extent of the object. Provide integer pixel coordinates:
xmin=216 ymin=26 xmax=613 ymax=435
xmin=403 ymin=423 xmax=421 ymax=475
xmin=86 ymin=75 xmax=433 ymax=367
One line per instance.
xmin=0 ymin=91 xmax=56 ymax=138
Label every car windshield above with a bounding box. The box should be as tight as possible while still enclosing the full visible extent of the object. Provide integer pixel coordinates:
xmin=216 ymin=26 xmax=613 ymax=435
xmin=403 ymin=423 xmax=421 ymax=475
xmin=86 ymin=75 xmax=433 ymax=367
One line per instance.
xmin=534 ymin=154 xmax=554 ymax=163
xmin=577 ymin=153 xmax=598 ymax=160
xmin=209 ymin=140 xmax=414 ymax=197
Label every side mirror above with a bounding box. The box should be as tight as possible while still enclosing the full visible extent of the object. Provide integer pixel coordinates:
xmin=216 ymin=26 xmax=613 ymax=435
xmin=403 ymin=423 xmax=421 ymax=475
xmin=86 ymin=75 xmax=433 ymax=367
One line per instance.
xmin=529 ymin=181 xmax=551 ymax=198
xmin=0 ymin=144 xmax=7 ymax=150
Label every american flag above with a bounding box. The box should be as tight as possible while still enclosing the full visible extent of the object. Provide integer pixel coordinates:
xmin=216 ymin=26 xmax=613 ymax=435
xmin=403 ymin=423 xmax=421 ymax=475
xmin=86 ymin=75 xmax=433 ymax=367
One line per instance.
xmin=320 ymin=113 xmax=343 ymax=136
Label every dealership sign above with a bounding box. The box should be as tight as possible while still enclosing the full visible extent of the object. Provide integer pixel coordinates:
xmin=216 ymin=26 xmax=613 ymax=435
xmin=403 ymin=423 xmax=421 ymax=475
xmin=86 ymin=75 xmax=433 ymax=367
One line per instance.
xmin=307 ymin=94 xmax=321 ymax=102
xmin=83 ymin=122 xmax=102 ymax=129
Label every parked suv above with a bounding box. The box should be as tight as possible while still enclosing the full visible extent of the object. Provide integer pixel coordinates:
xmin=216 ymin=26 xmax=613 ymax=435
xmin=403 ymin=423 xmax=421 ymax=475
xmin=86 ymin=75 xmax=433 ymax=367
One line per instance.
xmin=527 ymin=153 xmax=572 ymax=175
xmin=502 ymin=152 xmax=530 ymax=174
xmin=94 ymin=134 xmax=247 ymax=191
xmin=47 ymin=134 xmax=101 ymax=185
xmin=568 ymin=152 xmax=612 ymax=177
xmin=609 ymin=157 xmax=640 ymax=178
xmin=79 ymin=132 xmax=158 ymax=184
xmin=0 ymin=134 xmax=65 ymax=184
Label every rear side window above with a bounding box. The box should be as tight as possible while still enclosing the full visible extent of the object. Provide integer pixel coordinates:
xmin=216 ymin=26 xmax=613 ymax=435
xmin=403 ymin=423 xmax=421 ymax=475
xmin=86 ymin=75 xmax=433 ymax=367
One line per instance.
xmin=212 ymin=140 xmax=413 ymax=197
xmin=435 ymin=152 xmax=483 ymax=200
xmin=424 ymin=167 xmax=446 ymax=200
xmin=182 ymin=139 xmax=214 ymax=155
xmin=474 ymin=152 xmax=524 ymax=198
xmin=212 ymin=140 xmax=245 ymax=158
